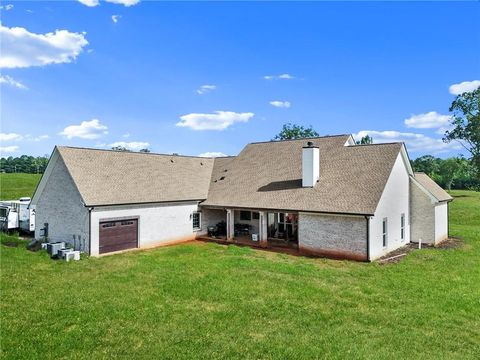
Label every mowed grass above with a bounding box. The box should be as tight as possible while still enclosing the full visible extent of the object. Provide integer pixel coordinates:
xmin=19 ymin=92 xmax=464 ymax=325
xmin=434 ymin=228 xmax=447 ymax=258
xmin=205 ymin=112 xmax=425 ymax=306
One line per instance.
xmin=1 ymin=192 xmax=479 ymax=359
xmin=0 ymin=173 xmax=41 ymax=200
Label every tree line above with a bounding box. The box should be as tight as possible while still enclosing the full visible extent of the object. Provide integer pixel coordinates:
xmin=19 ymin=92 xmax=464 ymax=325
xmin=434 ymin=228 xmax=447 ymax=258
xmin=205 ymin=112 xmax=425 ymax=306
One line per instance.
xmin=0 ymin=155 xmax=49 ymax=174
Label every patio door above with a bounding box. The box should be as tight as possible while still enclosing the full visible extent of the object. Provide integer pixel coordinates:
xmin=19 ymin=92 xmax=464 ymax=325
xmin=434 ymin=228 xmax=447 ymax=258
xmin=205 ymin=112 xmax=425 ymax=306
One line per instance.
xmin=267 ymin=212 xmax=298 ymax=242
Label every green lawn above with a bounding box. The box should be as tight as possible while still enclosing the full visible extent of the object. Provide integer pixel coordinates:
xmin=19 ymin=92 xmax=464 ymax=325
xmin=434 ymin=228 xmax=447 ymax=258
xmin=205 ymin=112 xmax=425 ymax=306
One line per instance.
xmin=1 ymin=191 xmax=479 ymax=359
xmin=0 ymin=173 xmax=41 ymax=200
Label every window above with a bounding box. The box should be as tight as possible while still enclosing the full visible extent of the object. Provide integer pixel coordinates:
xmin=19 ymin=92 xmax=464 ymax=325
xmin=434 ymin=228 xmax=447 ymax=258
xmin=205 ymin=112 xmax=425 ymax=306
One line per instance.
xmin=252 ymin=212 xmax=260 ymax=220
xmin=192 ymin=212 xmax=201 ymax=230
xmin=102 ymin=222 xmax=116 ymax=228
xmin=400 ymin=213 xmax=405 ymax=241
xmin=240 ymin=211 xmax=251 ymax=221
xmin=382 ymin=218 xmax=388 ymax=247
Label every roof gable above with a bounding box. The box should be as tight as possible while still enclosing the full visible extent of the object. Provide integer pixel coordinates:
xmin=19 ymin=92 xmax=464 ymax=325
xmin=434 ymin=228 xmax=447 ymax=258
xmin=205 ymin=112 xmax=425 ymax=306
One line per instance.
xmin=203 ymin=136 xmax=403 ymax=215
xmin=412 ymin=173 xmax=453 ymax=202
xmin=57 ymin=147 xmax=215 ymax=206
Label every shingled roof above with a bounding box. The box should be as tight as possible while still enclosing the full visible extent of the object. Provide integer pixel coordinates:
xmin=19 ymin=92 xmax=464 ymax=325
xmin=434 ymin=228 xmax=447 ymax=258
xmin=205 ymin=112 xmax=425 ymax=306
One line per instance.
xmin=54 ymin=135 xmax=407 ymax=214
xmin=413 ymin=172 xmax=453 ymax=202
xmin=57 ymin=147 xmax=215 ymax=206
xmin=202 ymin=135 xmax=405 ymax=215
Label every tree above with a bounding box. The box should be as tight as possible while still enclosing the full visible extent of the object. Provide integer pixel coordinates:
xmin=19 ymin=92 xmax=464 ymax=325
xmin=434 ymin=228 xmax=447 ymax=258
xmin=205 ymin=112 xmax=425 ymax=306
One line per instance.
xmin=438 ymin=158 xmax=462 ymax=190
xmin=356 ymin=135 xmax=373 ymax=145
xmin=139 ymin=148 xmax=151 ymax=153
xmin=444 ymin=87 xmax=480 ymax=176
xmin=273 ymin=123 xmax=319 ymax=141
xmin=411 ymin=155 xmax=440 ymax=175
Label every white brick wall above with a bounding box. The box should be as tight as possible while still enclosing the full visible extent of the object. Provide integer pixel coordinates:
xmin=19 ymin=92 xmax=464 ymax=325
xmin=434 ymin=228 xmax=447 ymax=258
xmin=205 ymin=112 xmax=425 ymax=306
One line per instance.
xmin=90 ymin=202 xmax=200 ymax=256
xmin=33 ymin=154 xmax=89 ymax=252
xmin=370 ymin=153 xmax=411 ymax=260
xmin=298 ymin=213 xmax=367 ymax=260
xmin=410 ymin=179 xmax=435 ymax=244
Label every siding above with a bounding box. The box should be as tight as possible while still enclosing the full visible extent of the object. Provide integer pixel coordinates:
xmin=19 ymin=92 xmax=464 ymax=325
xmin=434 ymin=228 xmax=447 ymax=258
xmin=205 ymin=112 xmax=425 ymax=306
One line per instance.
xmin=410 ymin=179 xmax=435 ymax=244
xmin=90 ymin=202 xmax=200 ymax=256
xmin=298 ymin=213 xmax=367 ymax=261
xmin=434 ymin=203 xmax=448 ymax=243
xmin=370 ymin=153 xmax=411 ymax=260
xmin=33 ymin=154 xmax=89 ymax=252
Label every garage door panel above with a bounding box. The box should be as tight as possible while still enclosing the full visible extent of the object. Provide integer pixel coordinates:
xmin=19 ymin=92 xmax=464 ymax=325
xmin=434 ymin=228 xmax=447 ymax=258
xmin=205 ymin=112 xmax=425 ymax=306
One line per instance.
xmin=99 ymin=219 xmax=138 ymax=254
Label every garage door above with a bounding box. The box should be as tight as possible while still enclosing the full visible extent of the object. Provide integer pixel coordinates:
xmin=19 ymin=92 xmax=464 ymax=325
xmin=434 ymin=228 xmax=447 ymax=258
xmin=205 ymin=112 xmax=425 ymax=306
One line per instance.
xmin=99 ymin=219 xmax=138 ymax=254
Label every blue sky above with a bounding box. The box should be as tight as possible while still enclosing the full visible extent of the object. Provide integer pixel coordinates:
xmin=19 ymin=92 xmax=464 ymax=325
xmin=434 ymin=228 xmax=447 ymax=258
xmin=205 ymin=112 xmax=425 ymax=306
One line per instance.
xmin=1 ymin=0 xmax=479 ymax=158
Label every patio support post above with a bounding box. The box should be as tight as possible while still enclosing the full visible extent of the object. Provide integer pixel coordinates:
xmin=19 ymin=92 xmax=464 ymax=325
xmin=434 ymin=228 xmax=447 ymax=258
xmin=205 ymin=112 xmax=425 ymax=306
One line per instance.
xmin=226 ymin=209 xmax=234 ymax=240
xmin=259 ymin=211 xmax=268 ymax=248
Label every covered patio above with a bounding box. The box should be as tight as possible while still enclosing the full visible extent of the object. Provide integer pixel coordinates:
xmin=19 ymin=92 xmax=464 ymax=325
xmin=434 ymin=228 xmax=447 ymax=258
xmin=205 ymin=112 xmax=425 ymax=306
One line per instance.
xmin=199 ymin=207 xmax=299 ymax=252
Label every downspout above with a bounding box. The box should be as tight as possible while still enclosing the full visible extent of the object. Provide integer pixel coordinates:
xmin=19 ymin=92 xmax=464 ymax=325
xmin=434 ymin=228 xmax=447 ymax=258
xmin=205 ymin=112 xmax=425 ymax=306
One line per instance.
xmin=88 ymin=207 xmax=93 ymax=256
xmin=365 ymin=216 xmax=370 ymax=262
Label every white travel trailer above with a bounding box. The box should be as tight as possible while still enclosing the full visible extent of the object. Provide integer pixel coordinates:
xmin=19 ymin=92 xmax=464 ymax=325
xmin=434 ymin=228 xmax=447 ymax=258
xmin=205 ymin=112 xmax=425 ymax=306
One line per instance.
xmin=0 ymin=197 xmax=35 ymax=233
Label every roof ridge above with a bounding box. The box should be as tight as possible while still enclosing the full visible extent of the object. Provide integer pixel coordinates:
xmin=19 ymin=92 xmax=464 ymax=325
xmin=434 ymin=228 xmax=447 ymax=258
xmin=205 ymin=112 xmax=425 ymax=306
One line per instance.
xmin=56 ymin=146 xmax=217 ymax=159
xmin=248 ymin=134 xmax=350 ymax=145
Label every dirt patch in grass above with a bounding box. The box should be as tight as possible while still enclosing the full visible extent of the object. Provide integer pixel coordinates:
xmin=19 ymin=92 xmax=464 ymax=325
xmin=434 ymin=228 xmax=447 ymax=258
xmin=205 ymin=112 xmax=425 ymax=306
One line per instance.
xmin=378 ymin=238 xmax=463 ymax=265
xmin=2 ymin=242 xmax=19 ymax=248
xmin=436 ymin=237 xmax=463 ymax=249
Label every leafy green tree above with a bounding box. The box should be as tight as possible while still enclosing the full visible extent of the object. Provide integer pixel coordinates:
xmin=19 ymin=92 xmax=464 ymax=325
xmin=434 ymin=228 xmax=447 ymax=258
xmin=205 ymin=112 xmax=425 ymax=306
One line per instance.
xmin=438 ymin=158 xmax=462 ymax=190
xmin=273 ymin=123 xmax=319 ymax=140
xmin=356 ymin=135 xmax=373 ymax=145
xmin=444 ymin=87 xmax=480 ymax=177
xmin=411 ymin=155 xmax=440 ymax=175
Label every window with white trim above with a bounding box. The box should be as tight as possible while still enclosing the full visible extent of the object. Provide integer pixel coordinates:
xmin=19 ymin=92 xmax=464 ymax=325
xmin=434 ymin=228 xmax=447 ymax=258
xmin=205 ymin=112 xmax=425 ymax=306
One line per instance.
xmin=192 ymin=212 xmax=201 ymax=230
xmin=382 ymin=218 xmax=388 ymax=247
xmin=400 ymin=213 xmax=405 ymax=241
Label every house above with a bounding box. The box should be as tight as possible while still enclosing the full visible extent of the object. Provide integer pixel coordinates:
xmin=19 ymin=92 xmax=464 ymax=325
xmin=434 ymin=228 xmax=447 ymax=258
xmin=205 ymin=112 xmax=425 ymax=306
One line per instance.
xmin=30 ymin=134 xmax=452 ymax=261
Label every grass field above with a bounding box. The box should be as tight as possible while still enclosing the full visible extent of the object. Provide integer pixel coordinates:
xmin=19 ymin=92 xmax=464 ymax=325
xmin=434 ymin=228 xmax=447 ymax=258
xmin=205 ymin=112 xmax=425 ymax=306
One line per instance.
xmin=0 ymin=173 xmax=41 ymax=200
xmin=1 ymin=188 xmax=479 ymax=359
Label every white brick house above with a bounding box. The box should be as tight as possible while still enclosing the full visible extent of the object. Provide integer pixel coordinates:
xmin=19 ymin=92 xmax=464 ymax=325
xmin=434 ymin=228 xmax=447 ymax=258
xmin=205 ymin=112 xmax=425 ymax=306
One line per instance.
xmin=30 ymin=134 xmax=452 ymax=261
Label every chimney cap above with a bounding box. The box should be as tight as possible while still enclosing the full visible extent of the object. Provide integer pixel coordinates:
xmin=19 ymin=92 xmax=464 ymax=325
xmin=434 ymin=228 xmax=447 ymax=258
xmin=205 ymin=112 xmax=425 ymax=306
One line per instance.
xmin=303 ymin=141 xmax=318 ymax=149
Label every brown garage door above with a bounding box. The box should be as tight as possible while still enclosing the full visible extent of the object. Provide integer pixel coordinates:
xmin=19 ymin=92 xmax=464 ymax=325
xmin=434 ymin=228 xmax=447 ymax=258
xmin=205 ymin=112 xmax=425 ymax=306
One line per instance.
xmin=99 ymin=219 xmax=138 ymax=254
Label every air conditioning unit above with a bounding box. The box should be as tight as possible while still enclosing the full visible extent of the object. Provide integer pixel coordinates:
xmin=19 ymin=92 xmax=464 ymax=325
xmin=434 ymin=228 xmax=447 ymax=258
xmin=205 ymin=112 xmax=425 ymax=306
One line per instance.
xmin=58 ymin=248 xmax=74 ymax=259
xmin=47 ymin=242 xmax=65 ymax=256
xmin=65 ymin=251 xmax=80 ymax=262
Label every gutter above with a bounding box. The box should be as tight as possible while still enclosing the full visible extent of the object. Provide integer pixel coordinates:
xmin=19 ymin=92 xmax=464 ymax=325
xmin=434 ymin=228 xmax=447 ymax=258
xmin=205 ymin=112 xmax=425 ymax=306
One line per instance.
xmin=365 ymin=216 xmax=370 ymax=262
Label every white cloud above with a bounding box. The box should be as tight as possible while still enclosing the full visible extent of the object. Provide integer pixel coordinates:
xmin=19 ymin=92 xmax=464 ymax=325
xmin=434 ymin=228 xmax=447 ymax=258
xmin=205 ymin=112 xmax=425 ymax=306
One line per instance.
xmin=0 ymin=75 xmax=28 ymax=89
xmin=449 ymin=80 xmax=480 ymax=95
xmin=78 ymin=0 xmax=99 ymax=6
xmin=0 ymin=25 xmax=89 ymax=69
xmin=105 ymin=0 xmax=140 ymax=6
xmin=0 ymin=146 xmax=19 ymax=153
xmin=176 ymin=111 xmax=254 ymax=131
xmin=0 ymin=4 xmax=14 ymax=10
xmin=122 ymin=132 xmax=130 ymax=138
xmin=60 ymin=119 xmax=108 ymax=139
xmin=0 ymin=133 xmax=23 ymax=141
xmin=264 ymin=73 xmax=294 ymax=80
xmin=269 ymin=100 xmax=291 ymax=108
xmin=112 ymin=15 xmax=121 ymax=23
xmin=108 ymin=141 xmax=150 ymax=151
xmin=196 ymin=84 xmax=216 ymax=95
xmin=404 ymin=111 xmax=451 ymax=129
xmin=33 ymin=135 xmax=49 ymax=141
xmin=354 ymin=130 xmax=462 ymax=154
xmin=79 ymin=0 xmax=140 ymax=6
xmin=198 ymin=152 xmax=227 ymax=158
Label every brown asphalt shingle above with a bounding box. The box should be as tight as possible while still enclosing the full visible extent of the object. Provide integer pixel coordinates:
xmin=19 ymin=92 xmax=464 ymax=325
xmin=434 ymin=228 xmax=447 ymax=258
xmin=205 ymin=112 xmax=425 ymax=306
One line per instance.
xmin=56 ymin=135 xmax=405 ymax=214
xmin=414 ymin=172 xmax=453 ymax=202
xmin=203 ymin=136 xmax=404 ymax=215
xmin=57 ymin=147 xmax=215 ymax=206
